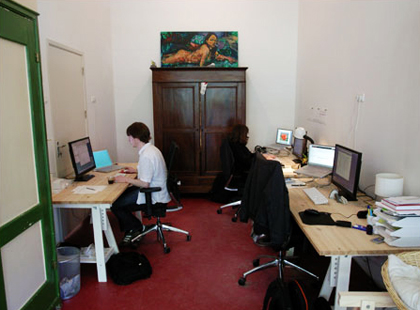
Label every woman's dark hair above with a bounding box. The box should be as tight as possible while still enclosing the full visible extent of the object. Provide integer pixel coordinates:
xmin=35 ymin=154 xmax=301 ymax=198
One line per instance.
xmin=229 ymin=124 xmax=249 ymax=144
xmin=126 ymin=122 xmax=151 ymax=143
xmin=204 ymin=32 xmax=218 ymax=60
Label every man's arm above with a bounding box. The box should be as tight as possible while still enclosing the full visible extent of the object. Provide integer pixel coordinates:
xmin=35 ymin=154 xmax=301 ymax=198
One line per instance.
xmin=114 ymin=175 xmax=150 ymax=188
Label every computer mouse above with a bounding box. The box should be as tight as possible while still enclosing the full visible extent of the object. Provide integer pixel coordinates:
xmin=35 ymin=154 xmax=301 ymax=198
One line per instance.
xmin=304 ymin=208 xmax=320 ymax=216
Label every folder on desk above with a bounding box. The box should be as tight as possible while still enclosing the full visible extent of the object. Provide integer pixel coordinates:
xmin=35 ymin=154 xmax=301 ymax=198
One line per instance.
xmin=93 ymin=150 xmax=124 ymax=173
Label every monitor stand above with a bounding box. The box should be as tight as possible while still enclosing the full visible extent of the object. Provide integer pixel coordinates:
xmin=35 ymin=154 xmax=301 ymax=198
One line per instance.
xmin=75 ymin=174 xmax=95 ymax=182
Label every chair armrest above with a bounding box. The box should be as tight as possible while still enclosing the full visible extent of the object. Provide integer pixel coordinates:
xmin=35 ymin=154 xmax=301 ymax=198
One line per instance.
xmin=139 ymin=187 xmax=162 ymax=216
xmin=140 ymin=187 xmax=161 ymax=193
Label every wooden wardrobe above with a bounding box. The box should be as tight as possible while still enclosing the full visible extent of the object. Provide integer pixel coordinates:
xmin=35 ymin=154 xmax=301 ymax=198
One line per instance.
xmin=151 ymin=67 xmax=247 ymax=193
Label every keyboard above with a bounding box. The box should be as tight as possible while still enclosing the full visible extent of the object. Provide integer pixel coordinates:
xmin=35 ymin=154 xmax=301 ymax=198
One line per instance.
xmin=303 ymin=187 xmax=329 ymax=205
xmin=95 ymin=164 xmax=124 ymax=173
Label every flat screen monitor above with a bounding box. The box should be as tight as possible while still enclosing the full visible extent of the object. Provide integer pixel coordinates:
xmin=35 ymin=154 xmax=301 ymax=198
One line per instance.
xmin=276 ymin=128 xmax=293 ymax=146
xmin=68 ymin=137 xmax=96 ymax=181
xmin=331 ymin=144 xmax=362 ymax=201
xmin=292 ymin=138 xmax=307 ymax=159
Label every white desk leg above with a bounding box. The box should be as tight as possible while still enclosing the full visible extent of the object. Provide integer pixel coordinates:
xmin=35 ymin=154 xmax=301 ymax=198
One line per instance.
xmin=319 ymin=256 xmax=352 ymax=310
xmin=319 ymin=259 xmax=334 ymax=300
xmin=91 ymin=205 xmax=107 ymax=282
xmin=103 ymin=209 xmax=119 ymax=255
xmin=334 ymin=256 xmax=352 ymax=310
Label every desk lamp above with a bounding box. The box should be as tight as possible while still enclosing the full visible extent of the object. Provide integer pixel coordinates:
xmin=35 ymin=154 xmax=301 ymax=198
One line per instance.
xmin=374 ymin=173 xmax=404 ymax=200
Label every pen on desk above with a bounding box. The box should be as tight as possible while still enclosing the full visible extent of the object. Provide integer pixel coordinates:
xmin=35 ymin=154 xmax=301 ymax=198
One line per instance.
xmin=291 ymin=184 xmax=305 ymax=187
xmin=352 ymin=225 xmax=366 ymax=231
xmin=86 ymin=187 xmax=95 ymax=191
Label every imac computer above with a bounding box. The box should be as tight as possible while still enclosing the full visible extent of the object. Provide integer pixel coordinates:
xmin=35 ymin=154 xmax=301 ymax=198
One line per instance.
xmin=331 ymin=144 xmax=362 ymax=201
xmin=68 ymin=137 xmax=96 ymax=181
xmin=276 ymin=128 xmax=293 ymax=147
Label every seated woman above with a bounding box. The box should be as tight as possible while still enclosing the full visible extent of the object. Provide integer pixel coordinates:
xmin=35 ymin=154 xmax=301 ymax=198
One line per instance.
xmin=210 ymin=124 xmax=275 ymax=203
xmin=228 ymin=124 xmax=276 ymax=185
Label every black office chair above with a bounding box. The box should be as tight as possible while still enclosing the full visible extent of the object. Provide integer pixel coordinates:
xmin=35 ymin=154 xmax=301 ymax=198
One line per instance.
xmin=216 ymin=139 xmax=243 ymax=221
xmin=131 ymin=142 xmax=191 ymax=254
xmin=238 ymin=152 xmax=318 ymax=285
xmin=165 ymin=141 xmax=183 ymax=212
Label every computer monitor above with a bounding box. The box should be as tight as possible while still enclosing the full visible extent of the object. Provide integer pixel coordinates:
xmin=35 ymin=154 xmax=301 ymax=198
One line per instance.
xmin=276 ymin=128 xmax=293 ymax=146
xmin=68 ymin=137 xmax=96 ymax=181
xmin=292 ymin=138 xmax=307 ymax=160
xmin=331 ymin=144 xmax=362 ymax=201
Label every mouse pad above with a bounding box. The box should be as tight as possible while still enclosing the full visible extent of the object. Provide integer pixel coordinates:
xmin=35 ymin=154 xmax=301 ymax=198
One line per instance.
xmin=299 ymin=211 xmax=336 ymax=225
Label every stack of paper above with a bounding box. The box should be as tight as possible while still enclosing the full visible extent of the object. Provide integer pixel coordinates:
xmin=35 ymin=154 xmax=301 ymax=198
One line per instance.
xmin=373 ymin=207 xmax=420 ymax=247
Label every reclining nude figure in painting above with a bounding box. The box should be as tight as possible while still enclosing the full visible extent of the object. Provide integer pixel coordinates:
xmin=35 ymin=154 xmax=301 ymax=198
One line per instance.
xmin=162 ymin=32 xmax=236 ymax=67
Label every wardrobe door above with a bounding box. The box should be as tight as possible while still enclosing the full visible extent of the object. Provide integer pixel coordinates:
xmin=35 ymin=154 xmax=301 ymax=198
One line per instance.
xmin=153 ymin=82 xmax=200 ymax=177
xmin=202 ymin=82 xmax=246 ymax=176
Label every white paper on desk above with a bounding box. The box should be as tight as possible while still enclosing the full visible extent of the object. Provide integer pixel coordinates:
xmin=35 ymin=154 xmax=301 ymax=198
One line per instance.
xmin=283 ymin=167 xmax=295 ymax=175
xmin=72 ymin=186 xmax=106 ymax=194
xmin=286 ymin=179 xmax=307 ymax=189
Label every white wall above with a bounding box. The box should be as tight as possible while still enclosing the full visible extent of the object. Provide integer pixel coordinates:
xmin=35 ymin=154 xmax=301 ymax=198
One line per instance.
xmin=296 ymin=0 xmax=420 ymax=196
xmin=37 ymin=0 xmax=117 ymax=166
xmin=109 ymin=0 xmax=299 ymax=162
xmin=35 ymin=0 xmax=298 ymax=167
xmin=15 ymin=0 xmax=36 ymax=11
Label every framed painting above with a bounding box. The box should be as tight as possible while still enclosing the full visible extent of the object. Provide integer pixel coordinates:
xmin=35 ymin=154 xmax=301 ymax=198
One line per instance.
xmin=161 ymin=31 xmax=238 ymax=68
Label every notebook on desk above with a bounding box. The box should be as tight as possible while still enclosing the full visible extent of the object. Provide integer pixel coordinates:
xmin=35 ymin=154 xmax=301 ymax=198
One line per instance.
xmin=93 ymin=150 xmax=124 ymax=173
xmin=295 ymin=144 xmax=335 ymax=178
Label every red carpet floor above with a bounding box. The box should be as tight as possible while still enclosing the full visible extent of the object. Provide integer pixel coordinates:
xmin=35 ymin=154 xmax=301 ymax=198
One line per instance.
xmin=61 ymin=198 xmax=288 ymax=310
xmin=61 ymin=197 xmax=377 ymax=310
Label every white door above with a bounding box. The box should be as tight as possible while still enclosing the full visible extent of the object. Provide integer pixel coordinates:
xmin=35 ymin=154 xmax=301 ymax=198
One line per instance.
xmin=47 ymin=41 xmax=88 ymax=178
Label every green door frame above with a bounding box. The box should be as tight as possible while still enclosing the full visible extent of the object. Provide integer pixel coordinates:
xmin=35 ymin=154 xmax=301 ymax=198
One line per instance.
xmin=0 ymin=0 xmax=60 ymax=309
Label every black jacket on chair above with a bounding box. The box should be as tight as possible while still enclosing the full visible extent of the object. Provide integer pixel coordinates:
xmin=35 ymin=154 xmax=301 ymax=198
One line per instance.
xmin=239 ymin=152 xmax=291 ymax=248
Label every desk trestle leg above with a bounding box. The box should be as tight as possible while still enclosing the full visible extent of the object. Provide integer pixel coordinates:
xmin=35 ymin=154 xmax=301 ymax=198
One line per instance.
xmin=320 ymin=255 xmax=352 ymax=310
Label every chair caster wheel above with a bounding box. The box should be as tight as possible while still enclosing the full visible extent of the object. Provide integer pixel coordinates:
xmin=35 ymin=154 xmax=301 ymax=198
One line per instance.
xmin=253 ymin=259 xmax=260 ymax=267
xmin=238 ymin=277 xmax=246 ymax=286
xmin=164 ymin=247 xmax=171 ymax=254
xmin=231 ymin=217 xmax=238 ymax=222
xmin=217 ymin=209 xmax=222 ymax=214
xmin=187 ymin=235 xmax=191 ymax=241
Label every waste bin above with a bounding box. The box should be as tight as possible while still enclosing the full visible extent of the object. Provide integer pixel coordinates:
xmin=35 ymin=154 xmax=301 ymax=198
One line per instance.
xmin=57 ymin=246 xmax=81 ymax=300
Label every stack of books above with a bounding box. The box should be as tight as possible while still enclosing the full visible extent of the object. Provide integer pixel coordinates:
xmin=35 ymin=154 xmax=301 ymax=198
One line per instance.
xmin=376 ymin=196 xmax=420 ymax=216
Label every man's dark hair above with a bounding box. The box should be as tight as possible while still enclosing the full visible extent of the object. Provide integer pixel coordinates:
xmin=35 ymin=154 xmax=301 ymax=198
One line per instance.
xmin=126 ymin=122 xmax=151 ymax=143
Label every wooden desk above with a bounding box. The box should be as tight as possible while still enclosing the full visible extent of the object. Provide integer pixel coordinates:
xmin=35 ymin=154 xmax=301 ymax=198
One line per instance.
xmin=289 ymin=184 xmax=415 ymax=310
xmin=52 ymin=164 xmax=136 ymax=282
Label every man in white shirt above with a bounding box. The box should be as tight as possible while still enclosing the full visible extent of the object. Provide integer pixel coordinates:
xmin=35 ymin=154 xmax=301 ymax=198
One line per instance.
xmin=111 ymin=122 xmax=171 ymax=247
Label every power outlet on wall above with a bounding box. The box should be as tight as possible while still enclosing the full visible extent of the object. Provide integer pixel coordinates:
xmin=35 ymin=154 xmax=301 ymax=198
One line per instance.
xmin=356 ymin=94 xmax=365 ymax=102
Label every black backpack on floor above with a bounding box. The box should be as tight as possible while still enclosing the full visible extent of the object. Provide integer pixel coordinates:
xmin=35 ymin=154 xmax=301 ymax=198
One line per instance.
xmin=263 ymin=279 xmax=293 ymax=310
xmin=263 ymin=279 xmax=309 ymax=310
xmin=107 ymin=252 xmax=152 ymax=285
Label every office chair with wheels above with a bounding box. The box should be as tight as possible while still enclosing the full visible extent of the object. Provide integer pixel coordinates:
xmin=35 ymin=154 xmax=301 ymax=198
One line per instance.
xmin=238 ymin=152 xmax=318 ymax=285
xmin=216 ymin=139 xmax=243 ymax=221
xmin=131 ymin=141 xmax=191 ymax=254
xmin=131 ymin=186 xmax=191 ymax=254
